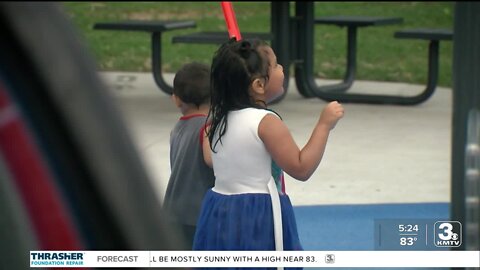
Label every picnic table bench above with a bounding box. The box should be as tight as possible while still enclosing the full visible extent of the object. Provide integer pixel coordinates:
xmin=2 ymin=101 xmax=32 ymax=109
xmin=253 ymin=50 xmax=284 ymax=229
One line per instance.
xmin=393 ymin=28 xmax=453 ymax=104
xmin=94 ymin=2 xmax=290 ymax=102
xmin=94 ymin=20 xmax=197 ymax=95
xmin=93 ymin=20 xmax=285 ymax=100
xmin=294 ymin=2 xmax=452 ymax=105
xmin=171 ymin=31 xmax=273 ymax=44
xmin=301 ymin=15 xmax=404 ymax=97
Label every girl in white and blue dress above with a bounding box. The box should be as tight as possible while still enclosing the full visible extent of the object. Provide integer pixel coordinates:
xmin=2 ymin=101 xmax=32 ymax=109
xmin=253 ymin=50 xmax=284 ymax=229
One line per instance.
xmin=193 ymin=38 xmax=344 ymax=266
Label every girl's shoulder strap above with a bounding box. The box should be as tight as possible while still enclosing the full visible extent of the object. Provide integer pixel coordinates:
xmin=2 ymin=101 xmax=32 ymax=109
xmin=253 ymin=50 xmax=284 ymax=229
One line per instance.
xmin=263 ymin=108 xmax=283 ymax=120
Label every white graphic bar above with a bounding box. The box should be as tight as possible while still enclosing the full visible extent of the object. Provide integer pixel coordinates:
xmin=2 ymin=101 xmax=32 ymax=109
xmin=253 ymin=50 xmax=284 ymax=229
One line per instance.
xmin=30 ymin=250 xmax=480 ymax=268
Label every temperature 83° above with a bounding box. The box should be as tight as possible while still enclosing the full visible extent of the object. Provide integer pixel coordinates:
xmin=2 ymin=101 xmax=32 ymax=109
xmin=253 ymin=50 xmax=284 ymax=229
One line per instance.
xmin=400 ymin=236 xmax=418 ymax=246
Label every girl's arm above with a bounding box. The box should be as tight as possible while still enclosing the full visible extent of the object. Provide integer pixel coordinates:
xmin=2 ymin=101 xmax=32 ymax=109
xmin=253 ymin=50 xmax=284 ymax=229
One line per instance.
xmin=201 ymin=124 xmax=213 ymax=168
xmin=258 ymin=101 xmax=344 ymax=181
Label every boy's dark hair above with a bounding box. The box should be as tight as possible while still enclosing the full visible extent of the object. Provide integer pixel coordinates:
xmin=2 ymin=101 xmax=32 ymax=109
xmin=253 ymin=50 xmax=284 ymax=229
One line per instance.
xmin=173 ymin=62 xmax=211 ymax=108
xmin=207 ymin=38 xmax=271 ymax=152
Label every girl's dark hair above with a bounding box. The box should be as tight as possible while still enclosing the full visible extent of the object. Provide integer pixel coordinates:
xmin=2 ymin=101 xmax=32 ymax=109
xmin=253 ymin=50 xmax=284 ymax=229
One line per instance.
xmin=207 ymin=38 xmax=270 ymax=152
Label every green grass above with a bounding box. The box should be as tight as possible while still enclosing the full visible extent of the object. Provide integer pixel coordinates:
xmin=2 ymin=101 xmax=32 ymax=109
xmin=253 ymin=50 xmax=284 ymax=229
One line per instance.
xmin=62 ymin=2 xmax=454 ymax=87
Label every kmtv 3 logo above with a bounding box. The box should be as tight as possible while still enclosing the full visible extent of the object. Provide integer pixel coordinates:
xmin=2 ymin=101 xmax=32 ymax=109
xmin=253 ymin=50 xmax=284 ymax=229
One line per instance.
xmin=434 ymin=221 xmax=462 ymax=247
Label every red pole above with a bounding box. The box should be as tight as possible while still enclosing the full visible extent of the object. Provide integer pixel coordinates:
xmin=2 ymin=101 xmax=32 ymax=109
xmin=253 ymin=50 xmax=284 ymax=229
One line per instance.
xmin=0 ymin=84 xmax=83 ymax=252
xmin=221 ymin=2 xmax=242 ymax=41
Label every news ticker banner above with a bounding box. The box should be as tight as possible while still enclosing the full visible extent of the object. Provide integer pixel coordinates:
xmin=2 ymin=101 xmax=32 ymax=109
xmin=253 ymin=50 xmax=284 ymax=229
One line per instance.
xmin=30 ymin=250 xmax=479 ymax=268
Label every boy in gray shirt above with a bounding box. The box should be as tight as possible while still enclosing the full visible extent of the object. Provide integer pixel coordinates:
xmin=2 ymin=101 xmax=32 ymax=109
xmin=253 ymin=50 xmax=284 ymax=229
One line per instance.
xmin=163 ymin=62 xmax=214 ymax=249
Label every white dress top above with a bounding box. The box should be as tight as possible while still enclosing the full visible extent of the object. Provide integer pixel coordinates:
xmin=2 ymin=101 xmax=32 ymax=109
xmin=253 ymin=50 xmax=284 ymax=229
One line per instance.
xmin=212 ymin=108 xmax=277 ymax=195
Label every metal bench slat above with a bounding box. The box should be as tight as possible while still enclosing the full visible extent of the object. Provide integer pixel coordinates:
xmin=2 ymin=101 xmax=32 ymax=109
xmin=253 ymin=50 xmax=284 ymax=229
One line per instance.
xmin=315 ymin=16 xmax=404 ymax=27
xmin=172 ymin=31 xmax=273 ymax=44
xmin=94 ymin=20 xmax=196 ymax=32
xmin=394 ymin=28 xmax=453 ymax=41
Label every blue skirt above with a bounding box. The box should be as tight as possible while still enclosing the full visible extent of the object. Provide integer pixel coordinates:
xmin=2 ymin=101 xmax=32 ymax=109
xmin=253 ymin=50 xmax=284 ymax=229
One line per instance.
xmin=193 ymin=189 xmax=303 ymax=269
